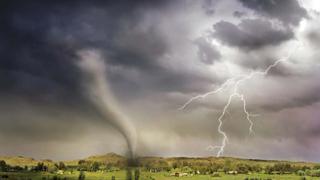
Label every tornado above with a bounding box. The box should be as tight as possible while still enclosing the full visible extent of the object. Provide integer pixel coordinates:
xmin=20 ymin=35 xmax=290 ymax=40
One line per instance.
xmin=76 ymin=49 xmax=137 ymax=159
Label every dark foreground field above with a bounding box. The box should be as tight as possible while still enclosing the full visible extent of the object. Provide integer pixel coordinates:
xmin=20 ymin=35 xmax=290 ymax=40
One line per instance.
xmin=1 ymin=153 xmax=319 ymax=180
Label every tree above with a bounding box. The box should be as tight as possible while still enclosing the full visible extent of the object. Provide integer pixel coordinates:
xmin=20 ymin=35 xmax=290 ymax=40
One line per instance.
xmin=78 ymin=160 xmax=89 ymax=171
xmin=91 ymin=162 xmax=100 ymax=172
xmin=251 ymin=164 xmax=262 ymax=172
xmin=55 ymin=162 xmax=66 ymax=170
xmin=297 ymin=170 xmax=305 ymax=176
xmin=172 ymin=162 xmax=178 ymax=169
xmin=0 ymin=160 xmax=8 ymax=172
xmin=78 ymin=171 xmax=85 ymax=180
xmin=209 ymin=163 xmax=221 ymax=173
xmin=78 ymin=160 xmax=86 ymax=165
xmin=35 ymin=162 xmax=48 ymax=172
xmin=265 ymin=165 xmax=273 ymax=174
xmin=11 ymin=165 xmax=24 ymax=172
xmin=273 ymin=163 xmax=292 ymax=173
xmin=182 ymin=161 xmax=189 ymax=167
xmin=308 ymin=169 xmax=320 ymax=177
xmin=236 ymin=163 xmax=249 ymax=174
xmin=223 ymin=160 xmax=232 ymax=173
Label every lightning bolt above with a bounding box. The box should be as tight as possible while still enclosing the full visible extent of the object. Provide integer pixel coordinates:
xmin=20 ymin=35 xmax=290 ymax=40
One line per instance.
xmin=180 ymin=43 xmax=301 ymax=157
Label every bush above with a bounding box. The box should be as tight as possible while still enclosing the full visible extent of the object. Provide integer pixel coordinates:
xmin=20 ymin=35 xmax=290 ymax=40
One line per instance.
xmin=0 ymin=160 xmax=8 ymax=172
xmin=273 ymin=163 xmax=293 ymax=173
xmin=91 ymin=162 xmax=100 ymax=172
xmin=236 ymin=163 xmax=249 ymax=174
xmin=309 ymin=169 xmax=320 ymax=177
xmin=297 ymin=170 xmax=305 ymax=176
xmin=78 ymin=171 xmax=85 ymax=180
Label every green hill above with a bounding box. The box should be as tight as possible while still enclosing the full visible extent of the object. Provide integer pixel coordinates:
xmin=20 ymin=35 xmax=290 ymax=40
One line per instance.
xmin=0 ymin=156 xmax=39 ymax=166
xmin=64 ymin=152 xmax=126 ymax=166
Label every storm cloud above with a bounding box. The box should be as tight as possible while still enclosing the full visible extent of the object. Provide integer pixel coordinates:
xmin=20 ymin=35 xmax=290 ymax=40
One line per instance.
xmin=238 ymin=0 xmax=308 ymax=25
xmin=0 ymin=0 xmax=320 ymax=162
xmin=213 ymin=19 xmax=294 ymax=50
xmin=194 ymin=37 xmax=221 ymax=64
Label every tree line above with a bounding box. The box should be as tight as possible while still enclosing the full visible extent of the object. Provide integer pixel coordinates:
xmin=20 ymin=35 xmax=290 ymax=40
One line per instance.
xmin=1 ymin=159 xmax=320 ymax=177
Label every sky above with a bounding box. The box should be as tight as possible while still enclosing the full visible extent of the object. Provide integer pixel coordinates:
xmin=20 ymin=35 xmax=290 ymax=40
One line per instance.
xmin=1 ymin=0 xmax=320 ymax=162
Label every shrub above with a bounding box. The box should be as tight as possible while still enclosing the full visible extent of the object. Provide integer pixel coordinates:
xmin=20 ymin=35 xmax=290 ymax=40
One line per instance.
xmin=297 ymin=170 xmax=305 ymax=176
xmin=78 ymin=171 xmax=85 ymax=180
xmin=310 ymin=169 xmax=320 ymax=177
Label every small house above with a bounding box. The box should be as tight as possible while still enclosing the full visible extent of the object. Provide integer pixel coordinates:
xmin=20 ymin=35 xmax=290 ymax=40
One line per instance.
xmin=226 ymin=170 xmax=238 ymax=175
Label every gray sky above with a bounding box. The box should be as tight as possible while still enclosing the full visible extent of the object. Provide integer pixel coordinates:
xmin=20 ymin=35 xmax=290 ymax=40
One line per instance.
xmin=1 ymin=0 xmax=320 ymax=162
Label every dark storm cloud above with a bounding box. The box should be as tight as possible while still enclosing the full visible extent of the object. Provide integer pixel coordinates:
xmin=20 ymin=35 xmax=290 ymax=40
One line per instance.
xmin=107 ymin=23 xmax=168 ymax=70
xmin=0 ymin=0 xmax=177 ymax=102
xmin=0 ymin=0 xmax=173 ymax=150
xmin=0 ymin=1 xmax=86 ymax=103
xmin=0 ymin=0 xmax=214 ymax=151
xmin=194 ymin=37 xmax=221 ymax=64
xmin=1 ymin=0 xmax=319 ymax=161
xmin=213 ymin=19 xmax=294 ymax=50
xmin=238 ymin=0 xmax=308 ymax=26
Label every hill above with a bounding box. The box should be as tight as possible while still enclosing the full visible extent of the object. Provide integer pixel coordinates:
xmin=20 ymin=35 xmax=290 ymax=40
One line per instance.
xmin=0 ymin=156 xmax=39 ymax=166
xmin=64 ymin=152 xmax=126 ymax=166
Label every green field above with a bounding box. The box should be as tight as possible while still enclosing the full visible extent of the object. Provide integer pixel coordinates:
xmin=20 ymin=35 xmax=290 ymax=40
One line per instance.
xmin=1 ymin=153 xmax=319 ymax=180
xmin=0 ymin=171 xmax=317 ymax=180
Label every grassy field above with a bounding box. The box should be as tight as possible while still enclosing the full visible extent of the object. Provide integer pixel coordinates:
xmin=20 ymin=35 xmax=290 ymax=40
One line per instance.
xmin=0 ymin=171 xmax=126 ymax=180
xmin=1 ymin=154 xmax=319 ymax=180
xmin=145 ymin=172 xmax=317 ymax=180
xmin=0 ymin=171 xmax=317 ymax=180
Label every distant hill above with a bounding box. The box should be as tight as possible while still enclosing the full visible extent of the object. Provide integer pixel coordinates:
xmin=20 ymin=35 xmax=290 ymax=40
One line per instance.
xmin=64 ymin=152 xmax=126 ymax=166
xmin=0 ymin=156 xmax=39 ymax=166
xmin=0 ymin=153 xmax=318 ymax=168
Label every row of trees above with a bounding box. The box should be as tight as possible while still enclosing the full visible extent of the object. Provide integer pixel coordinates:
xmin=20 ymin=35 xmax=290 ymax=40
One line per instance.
xmin=0 ymin=160 xmax=27 ymax=172
xmin=264 ymin=163 xmax=313 ymax=175
xmin=77 ymin=160 xmax=122 ymax=172
xmin=138 ymin=159 xmax=320 ymax=177
xmin=0 ymin=161 xmax=68 ymax=173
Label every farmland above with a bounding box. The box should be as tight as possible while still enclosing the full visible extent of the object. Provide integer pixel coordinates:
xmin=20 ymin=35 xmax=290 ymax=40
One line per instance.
xmin=0 ymin=153 xmax=319 ymax=180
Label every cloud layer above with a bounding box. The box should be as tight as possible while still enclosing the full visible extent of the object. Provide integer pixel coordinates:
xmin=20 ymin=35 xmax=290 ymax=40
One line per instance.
xmin=0 ymin=0 xmax=320 ymax=162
